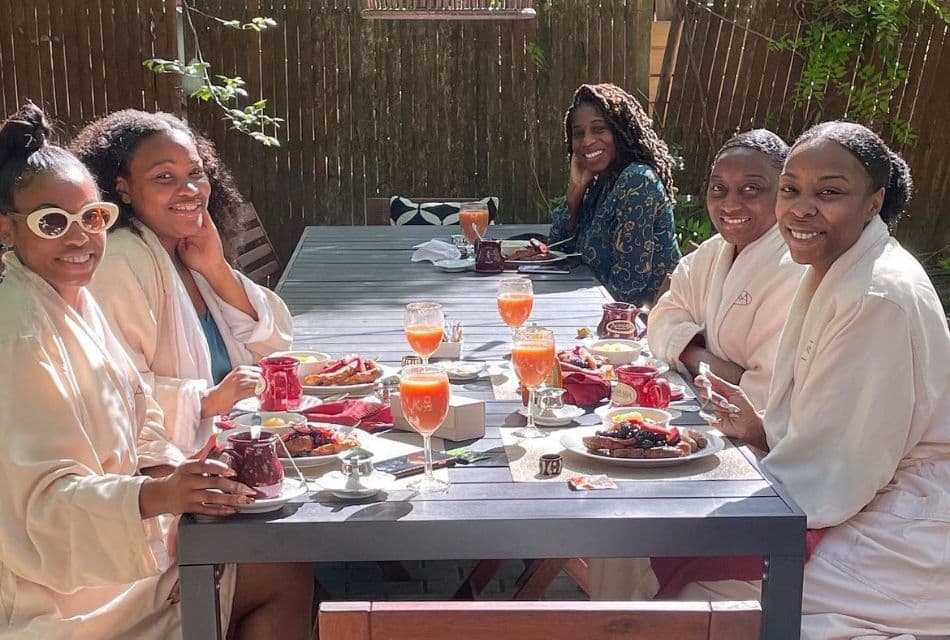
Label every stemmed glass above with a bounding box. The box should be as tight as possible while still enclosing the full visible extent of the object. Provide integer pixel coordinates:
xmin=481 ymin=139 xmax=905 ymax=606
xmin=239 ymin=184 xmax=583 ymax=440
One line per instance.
xmin=697 ymin=361 xmax=719 ymax=425
xmin=404 ymin=302 xmax=444 ymax=365
xmin=399 ymin=364 xmax=452 ymax=493
xmin=459 ymin=201 xmax=490 ymax=249
xmin=511 ymin=325 xmax=555 ymax=439
xmin=497 ymin=278 xmax=534 ymax=337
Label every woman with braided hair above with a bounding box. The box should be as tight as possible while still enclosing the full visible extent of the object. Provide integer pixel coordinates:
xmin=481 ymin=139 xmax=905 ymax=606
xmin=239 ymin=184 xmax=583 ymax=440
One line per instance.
xmin=548 ymin=83 xmax=681 ymax=304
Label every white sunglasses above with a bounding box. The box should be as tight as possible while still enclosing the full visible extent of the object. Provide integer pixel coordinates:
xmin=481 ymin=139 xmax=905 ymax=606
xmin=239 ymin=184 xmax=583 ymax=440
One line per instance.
xmin=5 ymin=201 xmax=119 ymax=239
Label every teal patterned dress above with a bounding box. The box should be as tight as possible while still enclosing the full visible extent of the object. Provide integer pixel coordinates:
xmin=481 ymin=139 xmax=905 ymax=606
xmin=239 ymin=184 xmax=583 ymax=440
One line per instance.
xmin=549 ymin=162 xmax=681 ymax=304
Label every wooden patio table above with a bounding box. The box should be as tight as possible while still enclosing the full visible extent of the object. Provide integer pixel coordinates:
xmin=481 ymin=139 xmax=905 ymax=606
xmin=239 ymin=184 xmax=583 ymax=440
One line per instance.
xmin=178 ymin=225 xmax=805 ymax=640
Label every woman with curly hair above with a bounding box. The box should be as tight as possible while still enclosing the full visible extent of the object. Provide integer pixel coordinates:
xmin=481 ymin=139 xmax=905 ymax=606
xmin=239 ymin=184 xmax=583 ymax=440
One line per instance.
xmin=548 ymin=83 xmax=681 ymax=303
xmin=71 ymin=110 xmax=292 ymax=457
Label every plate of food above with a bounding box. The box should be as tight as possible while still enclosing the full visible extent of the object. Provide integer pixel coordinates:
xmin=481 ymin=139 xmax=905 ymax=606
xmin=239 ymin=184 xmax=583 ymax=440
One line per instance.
xmin=277 ymin=423 xmax=363 ymax=469
xmin=501 ymin=240 xmax=572 ymax=265
xmin=300 ymin=355 xmax=396 ymax=397
xmin=560 ymin=420 xmax=723 ymax=468
xmin=557 ymin=345 xmax=615 ymax=379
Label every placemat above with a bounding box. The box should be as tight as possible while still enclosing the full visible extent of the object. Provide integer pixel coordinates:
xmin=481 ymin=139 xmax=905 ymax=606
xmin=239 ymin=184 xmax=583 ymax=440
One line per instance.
xmin=501 ymin=427 xmax=762 ymax=482
xmin=488 ymin=361 xmax=523 ymax=401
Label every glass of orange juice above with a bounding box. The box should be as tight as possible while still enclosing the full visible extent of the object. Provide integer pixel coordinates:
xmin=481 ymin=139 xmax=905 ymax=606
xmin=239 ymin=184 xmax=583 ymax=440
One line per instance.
xmin=404 ymin=302 xmax=444 ymax=364
xmin=497 ymin=278 xmax=534 ymax=336
xmin=399 ymin=364 xmax=452 ymax=492
xmin=459 ymin=202 xmax=490 ymax=246
xmin=511 ymin=325 xmax=555 ymax=439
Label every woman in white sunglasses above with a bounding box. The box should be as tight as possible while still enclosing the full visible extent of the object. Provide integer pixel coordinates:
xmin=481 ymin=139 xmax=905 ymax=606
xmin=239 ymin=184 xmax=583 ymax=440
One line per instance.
xmin=71 ymin=111 xmax=293 ymax=457
xmin=0 ymin=103 xmax=312 ymax=639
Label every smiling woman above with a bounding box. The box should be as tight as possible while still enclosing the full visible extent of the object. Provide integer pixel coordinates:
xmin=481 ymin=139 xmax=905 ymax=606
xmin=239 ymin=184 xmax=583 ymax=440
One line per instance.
xmin=547 ymin=83 xmax=681 ymax=304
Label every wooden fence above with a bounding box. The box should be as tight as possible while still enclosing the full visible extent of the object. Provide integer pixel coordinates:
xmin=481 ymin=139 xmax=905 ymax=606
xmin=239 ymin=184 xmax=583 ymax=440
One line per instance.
xmin=655 ymin=0 xmax=950 ymax=258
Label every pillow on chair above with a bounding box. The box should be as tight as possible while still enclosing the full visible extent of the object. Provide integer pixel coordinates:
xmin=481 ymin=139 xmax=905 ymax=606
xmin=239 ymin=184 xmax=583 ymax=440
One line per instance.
xmin=389 ymin=196 xmax=498 ymax=226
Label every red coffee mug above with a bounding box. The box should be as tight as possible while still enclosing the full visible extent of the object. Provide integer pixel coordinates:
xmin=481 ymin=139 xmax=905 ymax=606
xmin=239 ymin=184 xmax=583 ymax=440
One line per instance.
xmin=220 ymin=431 xmax=285 ymax=498
xmin=614 ymin=365 xmax=672 ymax=408
xmin=258 ymin=356 xmax=303 ymax=411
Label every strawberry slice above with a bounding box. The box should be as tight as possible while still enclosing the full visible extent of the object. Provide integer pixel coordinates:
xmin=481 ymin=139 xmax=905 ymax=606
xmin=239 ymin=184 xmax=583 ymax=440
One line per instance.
xmin=640 ymin=421 xmax=679 ymax=445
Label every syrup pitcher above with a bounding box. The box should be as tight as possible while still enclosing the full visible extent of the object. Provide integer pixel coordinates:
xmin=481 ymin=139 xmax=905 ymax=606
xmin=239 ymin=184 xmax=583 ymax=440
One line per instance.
xmin=596 ymin=302 xmax=648 ymax=340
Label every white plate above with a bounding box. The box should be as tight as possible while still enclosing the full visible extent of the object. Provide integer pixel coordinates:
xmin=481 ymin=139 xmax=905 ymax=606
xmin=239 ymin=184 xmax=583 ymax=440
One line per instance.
xmin=233 ymin=394 xmax=323 ymax=413
xmin=236 ymin=478 xmax=309 ymax=513
xmin=517 ymin=405 xmax=586 ymax=427
xmin=440 ymin=360 xmax=486 ymax=381
xmin=314 ymin=470 xmax=396 ymax=499
xmin=301 ymin=364 xmax=399 ymax=398
xmin=434 ymin=257 xmax=475 ymax=272
xmin=559 ymin=426 xmax=724 ymax=468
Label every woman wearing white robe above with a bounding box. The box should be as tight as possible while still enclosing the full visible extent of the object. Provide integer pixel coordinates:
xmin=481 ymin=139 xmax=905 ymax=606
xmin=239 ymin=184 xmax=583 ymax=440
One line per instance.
xmin=698 ymin=122 xmax=950 ymax=639
xmin=72 ymin=110 xmax=293 ymax=457
xmin=0 ymin=104 xmax=311 ymax=639
xmin=648 ymin=130 xmax=804 ymax=410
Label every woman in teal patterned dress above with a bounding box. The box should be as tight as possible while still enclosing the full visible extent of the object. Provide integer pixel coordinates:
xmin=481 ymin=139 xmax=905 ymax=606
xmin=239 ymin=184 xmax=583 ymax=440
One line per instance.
xmin=549 ymin=83 xmax=681 ymax=304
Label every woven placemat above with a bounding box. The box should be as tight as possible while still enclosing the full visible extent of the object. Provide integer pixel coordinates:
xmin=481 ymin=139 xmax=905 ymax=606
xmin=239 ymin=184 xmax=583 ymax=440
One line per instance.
xmin=501 ymin=427 xmax=762 ymax=482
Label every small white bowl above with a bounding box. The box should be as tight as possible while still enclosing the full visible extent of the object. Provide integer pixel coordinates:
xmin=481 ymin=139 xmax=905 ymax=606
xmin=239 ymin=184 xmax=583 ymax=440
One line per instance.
xmin=587 ymin=339 xmax=644 ymax=365
xmin=232 ymin=411 xmax=307 ymax=432
xmin=597 ymin=406 xmax=673 ymax=427
xmin=271 ymin=350 xmax=332 ymax=378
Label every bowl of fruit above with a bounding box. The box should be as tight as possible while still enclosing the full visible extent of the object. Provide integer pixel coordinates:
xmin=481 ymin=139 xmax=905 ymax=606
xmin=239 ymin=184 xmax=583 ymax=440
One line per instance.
xmin=587 ymin=339 xmax=644 ymax=365
xmin=232 ymin=411 xmax=308 ymax=432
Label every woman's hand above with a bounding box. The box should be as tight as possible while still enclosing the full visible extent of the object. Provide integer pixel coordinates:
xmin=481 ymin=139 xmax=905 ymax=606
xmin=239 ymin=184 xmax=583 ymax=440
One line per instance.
xmin=201 ymin=365 xmax=263 ymax=418
xmin=694 ymin=371 xmax=769 ymax=451
xmin=139 ymin=457 xmax=257 ymax=518
xmin=176 ymin=211 xmax=228 ymax=278
xmin=568 ymin=152 xmax=596 ymax=192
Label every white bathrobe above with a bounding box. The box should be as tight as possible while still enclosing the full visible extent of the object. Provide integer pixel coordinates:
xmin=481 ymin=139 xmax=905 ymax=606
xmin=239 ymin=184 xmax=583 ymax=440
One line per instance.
xmin=0 ymin=255 xmax=234 ymax=639
xmin=90 ymin=224 xmax=293 ymax=456
xmin=647 ymin=224 xmax=804 ymax=409
xmin=685 ymin=217 xmax=950 ymax=640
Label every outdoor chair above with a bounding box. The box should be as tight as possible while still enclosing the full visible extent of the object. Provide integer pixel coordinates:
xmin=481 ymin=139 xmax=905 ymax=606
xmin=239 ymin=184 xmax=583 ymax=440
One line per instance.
xmin=233 ymin=203 xmax=282 ymax=288
xmin=318 ymin=600 xmax=761 ymax=640
xmin=364 ymin=196 xmax=498 ymax=226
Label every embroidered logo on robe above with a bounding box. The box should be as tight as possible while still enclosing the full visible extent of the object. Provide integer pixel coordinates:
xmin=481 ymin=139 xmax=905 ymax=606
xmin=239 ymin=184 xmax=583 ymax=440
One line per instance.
xmin=735 ymin=290 xmax=752 ymax=306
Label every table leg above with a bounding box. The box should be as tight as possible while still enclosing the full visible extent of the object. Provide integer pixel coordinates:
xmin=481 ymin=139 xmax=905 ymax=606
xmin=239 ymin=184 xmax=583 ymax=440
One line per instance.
xmin=180 ymin=564 xmax=222 ymax=640
xmin=760 ymin=554 xmax=804 ymax=640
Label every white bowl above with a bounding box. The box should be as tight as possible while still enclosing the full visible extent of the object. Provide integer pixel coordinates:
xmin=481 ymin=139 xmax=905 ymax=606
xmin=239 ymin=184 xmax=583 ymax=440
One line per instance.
xmin=271 ymin=350 xmax=332 ymax=378
xmin=587 ymin=339 xmax=644 ymax=365
xmin=596 ymin=406 xmax=673 ymax=427
xmin=231 ymin=411 xmax=307 ymax=432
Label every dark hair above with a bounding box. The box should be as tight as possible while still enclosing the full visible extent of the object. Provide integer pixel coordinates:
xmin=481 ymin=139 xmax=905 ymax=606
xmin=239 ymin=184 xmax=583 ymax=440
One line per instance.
xmin=791 ymin=121 xmax=912 ymax=225
xmin=713 ymin=129 xmax=788 ymax=170
xmin=69 ymin=109 xmax=248 ymax=259
xmin=0 ymin=102 xmax=89 ymax=212
xmin=564 ymin=83 xmax=677 ymax=204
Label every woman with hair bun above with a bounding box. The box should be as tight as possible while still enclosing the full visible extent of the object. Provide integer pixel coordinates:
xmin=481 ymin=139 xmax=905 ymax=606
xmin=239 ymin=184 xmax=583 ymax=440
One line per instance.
xmin=648 ymin=129 xmax=805 ymax=410
xmin=0 ymin=103 xmax=312 ymax=639
xmin=694 ymin=122 xmax=950 ymax=639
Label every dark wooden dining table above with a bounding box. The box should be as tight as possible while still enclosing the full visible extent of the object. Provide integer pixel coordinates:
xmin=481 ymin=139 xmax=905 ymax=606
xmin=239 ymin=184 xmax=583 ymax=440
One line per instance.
xmin=178 ymin=225 xmax=805 ymax=640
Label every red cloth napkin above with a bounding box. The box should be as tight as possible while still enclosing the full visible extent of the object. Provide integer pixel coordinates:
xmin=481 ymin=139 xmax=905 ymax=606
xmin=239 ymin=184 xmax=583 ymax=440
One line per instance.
xmin=303 ymin=399 xmax=393 ymax=433
xmin=561 ymin=370 xmax=611 ymax=406
xmin=651 ymin=528 xmax=827 ymax=598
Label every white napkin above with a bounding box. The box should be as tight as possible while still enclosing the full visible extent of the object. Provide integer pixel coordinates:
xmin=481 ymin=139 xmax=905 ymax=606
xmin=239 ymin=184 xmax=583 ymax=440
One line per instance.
xmin=411 ymin=239 xmax=462 ymax=263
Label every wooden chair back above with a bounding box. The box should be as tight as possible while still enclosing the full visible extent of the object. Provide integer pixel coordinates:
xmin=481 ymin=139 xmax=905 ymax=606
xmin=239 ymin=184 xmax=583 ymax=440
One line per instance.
xmin=319 ymin=600 xmax=761 ymax=640
xmin=364 ymin=197 xmax=488 ymax=226
xmin=233 ymin=203 xmax=281 ymax=288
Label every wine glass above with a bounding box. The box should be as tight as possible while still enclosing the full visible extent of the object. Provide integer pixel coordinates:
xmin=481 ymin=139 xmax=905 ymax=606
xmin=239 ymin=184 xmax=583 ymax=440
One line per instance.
xmin=511 ymin=325 xmax=555 ymax=439
xmin=497 ymin=278 xmax=534 ymax=336
xmin=399 ymin=364 xmax=451 ymax=493
xmin=404 ymin=302 xmax=444 ymax=365
xmin=459 ymin=201 xmax=490 ymax=248
xmin=697 ymin=361 xmax=719 ymax=425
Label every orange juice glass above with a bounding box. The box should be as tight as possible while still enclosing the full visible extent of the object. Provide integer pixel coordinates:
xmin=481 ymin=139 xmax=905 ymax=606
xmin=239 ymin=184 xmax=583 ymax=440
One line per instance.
xmin=459 ymin=202 xmax=490 ymax=245
xmin=512 ymin=326 xmax=555 ymax=439
xmin=399 ymin=365 xmax=451 ymax=492
xmin=404 ymin=302 xmax=444 ymax=364
xmin=497 ymin=278 xmax=534 ymax=333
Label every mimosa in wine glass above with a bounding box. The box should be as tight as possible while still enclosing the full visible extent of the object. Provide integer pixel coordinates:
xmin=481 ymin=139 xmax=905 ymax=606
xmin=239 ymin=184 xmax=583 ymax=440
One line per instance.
xmin=497 ymin=278 xmax=534 ymax=337
xmin=404 ymin=302 xmax=444 ymax=365
xmin=399 ymin=364 xmax=452 ymax=493
xmin=511 ymin=325 xmax=556 ymax=439
xmin=459 ymin=202 xmax=490 ymax=246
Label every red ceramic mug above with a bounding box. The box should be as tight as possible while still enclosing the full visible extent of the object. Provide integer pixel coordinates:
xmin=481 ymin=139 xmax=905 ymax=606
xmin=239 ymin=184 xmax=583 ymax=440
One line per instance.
xmin=219 ymin=431 xmax=285 ymax=498
xmin=258 ymin=356 xmax=303 ymax=411
xmin=614 ymin=365 xmax=672 ymax=408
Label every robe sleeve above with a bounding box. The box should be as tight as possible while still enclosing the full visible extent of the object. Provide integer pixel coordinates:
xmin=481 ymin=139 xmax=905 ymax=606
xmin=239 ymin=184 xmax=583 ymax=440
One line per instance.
xmin=763 ymin=295 xmax=916 ymax=528
xmin=602 ymin=165 xmax=675 ymax=303
xmin=91 ymin=250 xmax=208 ymax=449
xmin=547 ymin=199 xmax=575 ymax=247
xmin=0 ymin=336 xmax=166 ymax=592
xmin=647 ymin=250 xmax=707 ymax=371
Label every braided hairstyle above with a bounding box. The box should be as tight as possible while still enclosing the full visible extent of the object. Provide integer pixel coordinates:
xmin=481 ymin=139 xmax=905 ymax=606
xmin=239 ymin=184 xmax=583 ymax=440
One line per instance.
xmin=713 ymin=128 xmax=788 ymax=170
xmin=69 ymin=110 xmax=247 ymax=258
xmin=563 ymin=83 xmax=677 ymax=204
xmin=0 ymin=102 xmax=90 ymax=213
xmin=791 ymin=121 xmax=912 ymax=225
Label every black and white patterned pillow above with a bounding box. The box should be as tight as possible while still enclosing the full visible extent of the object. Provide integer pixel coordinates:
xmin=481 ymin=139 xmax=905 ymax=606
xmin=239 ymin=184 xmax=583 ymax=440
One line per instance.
xmin=389 ymin=196 xmax=498 ymax=226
